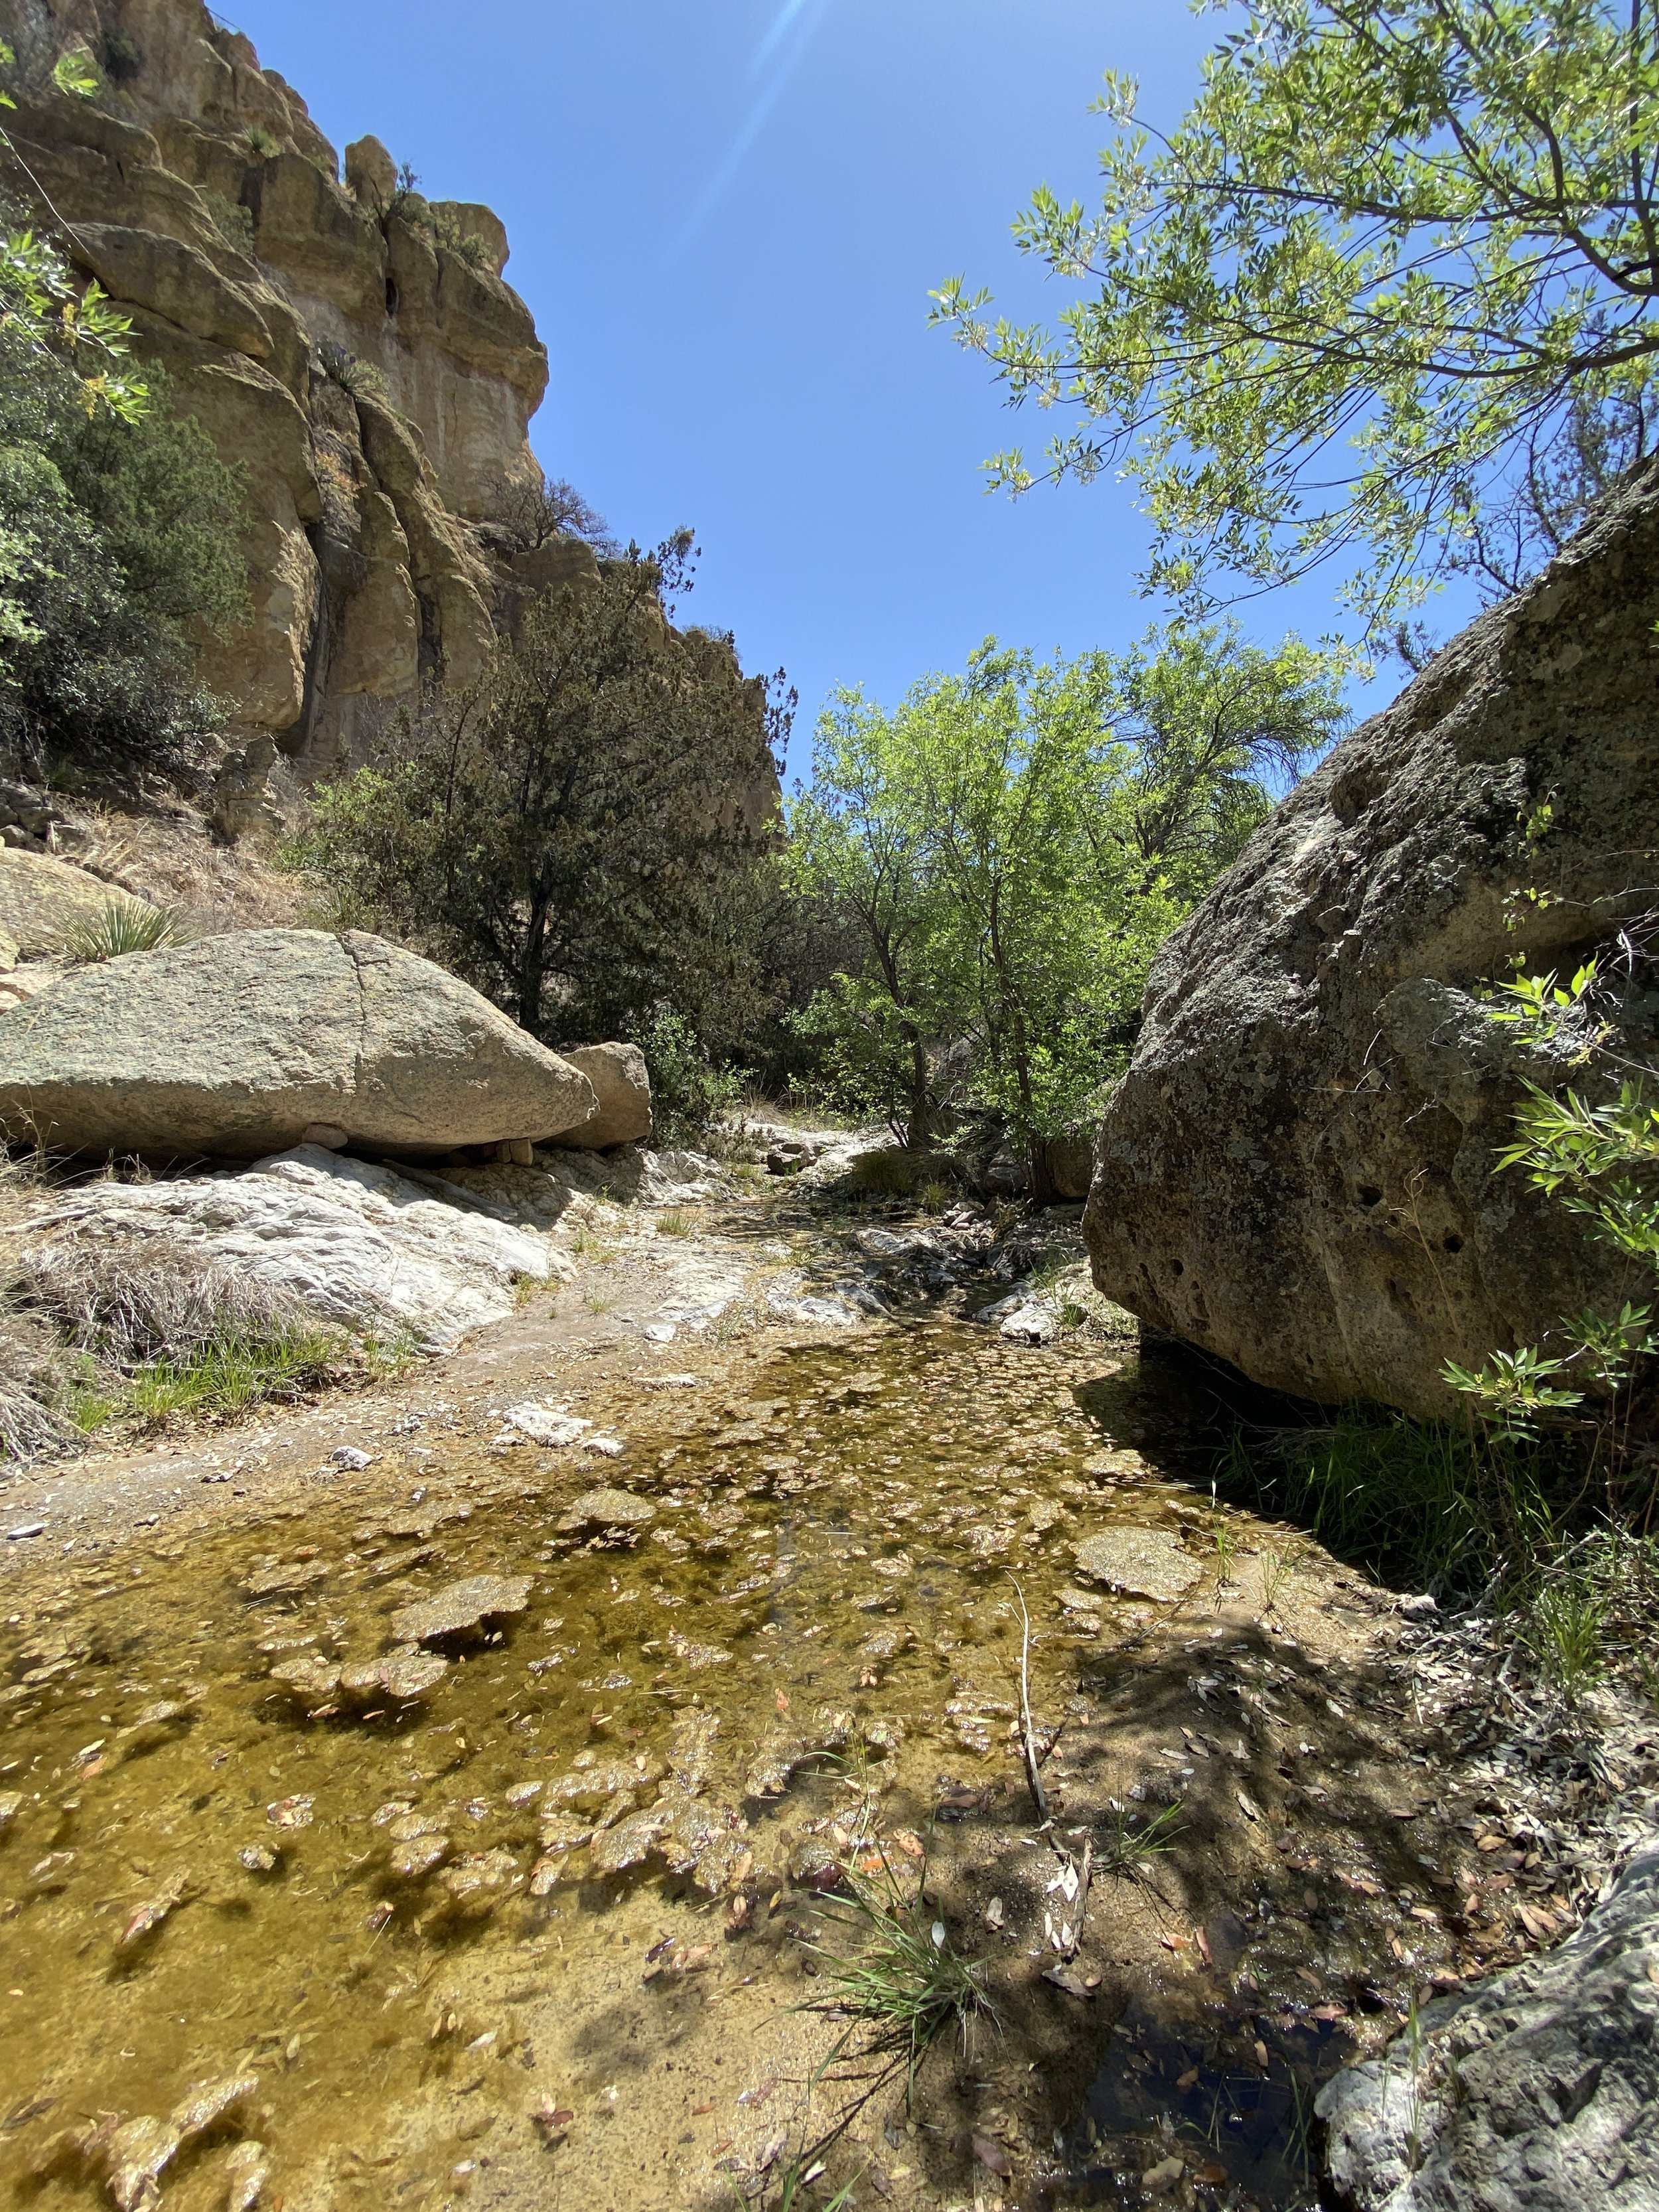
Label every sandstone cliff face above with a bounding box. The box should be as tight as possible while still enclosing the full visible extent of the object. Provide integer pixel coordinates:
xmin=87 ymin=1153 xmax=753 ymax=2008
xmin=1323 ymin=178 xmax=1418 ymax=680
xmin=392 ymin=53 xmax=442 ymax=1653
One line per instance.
xmin=0 ymin=0 xmax=593 ymax=817
xmin=1082 ymin=458 xmax=1659 ymax=1421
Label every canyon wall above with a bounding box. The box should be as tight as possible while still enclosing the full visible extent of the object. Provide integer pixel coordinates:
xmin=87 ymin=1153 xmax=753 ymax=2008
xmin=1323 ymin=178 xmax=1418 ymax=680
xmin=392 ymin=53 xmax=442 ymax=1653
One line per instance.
xmin=0 ymin=0 xmax=596 ymax=823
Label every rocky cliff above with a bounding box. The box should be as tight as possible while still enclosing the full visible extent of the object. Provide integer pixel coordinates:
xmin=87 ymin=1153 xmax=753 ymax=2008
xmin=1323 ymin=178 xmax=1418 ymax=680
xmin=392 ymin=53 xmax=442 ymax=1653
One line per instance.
xmin=1082 ymin=458 xmax=1659 ymax=1421
xmin=0 ymin=0 xmax=594 ymax=824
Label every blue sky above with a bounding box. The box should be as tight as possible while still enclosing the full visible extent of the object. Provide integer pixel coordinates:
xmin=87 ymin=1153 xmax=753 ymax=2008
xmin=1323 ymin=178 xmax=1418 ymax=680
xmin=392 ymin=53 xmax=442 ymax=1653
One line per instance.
xmin=226 ymin=0 xmax=1444 ymax=778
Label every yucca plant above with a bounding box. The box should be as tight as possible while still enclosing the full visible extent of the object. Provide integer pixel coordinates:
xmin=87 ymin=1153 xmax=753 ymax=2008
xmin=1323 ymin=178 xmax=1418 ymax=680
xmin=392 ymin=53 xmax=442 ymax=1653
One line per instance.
xmin=66 ymin=899 xmax=180 ymax=962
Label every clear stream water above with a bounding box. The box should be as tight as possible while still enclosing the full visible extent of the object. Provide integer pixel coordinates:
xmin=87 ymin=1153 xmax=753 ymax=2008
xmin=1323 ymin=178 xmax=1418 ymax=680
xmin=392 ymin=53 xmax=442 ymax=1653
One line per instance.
xmin=0 ymin=1320 xmax=1368 ymax=2212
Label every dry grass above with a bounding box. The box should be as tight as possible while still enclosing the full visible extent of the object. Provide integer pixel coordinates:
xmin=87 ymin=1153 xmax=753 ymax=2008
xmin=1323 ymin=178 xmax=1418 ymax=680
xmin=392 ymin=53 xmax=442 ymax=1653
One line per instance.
xmin=5 ymin=1234 xmax=347 ymax=1447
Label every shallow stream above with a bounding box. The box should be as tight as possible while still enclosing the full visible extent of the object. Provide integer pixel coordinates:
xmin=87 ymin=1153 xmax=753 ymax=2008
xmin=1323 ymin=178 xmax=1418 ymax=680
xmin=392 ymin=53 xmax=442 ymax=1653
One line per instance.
xmin=0 ymin=1318 xmax=1377 ymax=2212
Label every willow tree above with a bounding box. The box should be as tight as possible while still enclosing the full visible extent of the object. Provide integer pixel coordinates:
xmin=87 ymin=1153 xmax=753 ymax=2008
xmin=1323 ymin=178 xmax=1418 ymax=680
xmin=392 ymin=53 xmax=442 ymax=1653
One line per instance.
xmin=934 ymin=0 xmax=1659 ymax=633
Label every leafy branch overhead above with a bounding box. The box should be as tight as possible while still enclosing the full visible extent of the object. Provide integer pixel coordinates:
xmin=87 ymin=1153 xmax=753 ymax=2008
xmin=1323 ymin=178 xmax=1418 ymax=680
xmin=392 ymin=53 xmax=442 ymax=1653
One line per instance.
xmin=933 ymin=0 xmax=1659 ymax=630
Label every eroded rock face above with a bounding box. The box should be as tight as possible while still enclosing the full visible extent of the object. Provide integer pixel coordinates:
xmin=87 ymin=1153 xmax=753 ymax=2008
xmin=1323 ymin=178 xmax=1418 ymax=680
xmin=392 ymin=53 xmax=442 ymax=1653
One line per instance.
xmin=1084 ymin=459 xmax=1659 ymax=1418
xmin=1318 ymin=1838 xmax=1659 ymax=2211
xmin=0 ymin=926 xmax=597 ymax=1157
xmin=0 ymin=0 xmax=561 ymax=800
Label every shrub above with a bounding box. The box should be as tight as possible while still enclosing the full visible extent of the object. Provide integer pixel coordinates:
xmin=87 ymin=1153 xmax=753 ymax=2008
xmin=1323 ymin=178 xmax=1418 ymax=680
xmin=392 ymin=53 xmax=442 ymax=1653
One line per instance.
xmin=202 ymin=190 xmax=253 ymax=254
xmin=0 ymin=298 xmax=248 ymax=784
xmin=244 ymin=125 xmax=282 ymax=159
xmin=317 ymin=342 xmax=388 ymax=402
xmin=634 ymin=1007 xmax=745 ymax=1146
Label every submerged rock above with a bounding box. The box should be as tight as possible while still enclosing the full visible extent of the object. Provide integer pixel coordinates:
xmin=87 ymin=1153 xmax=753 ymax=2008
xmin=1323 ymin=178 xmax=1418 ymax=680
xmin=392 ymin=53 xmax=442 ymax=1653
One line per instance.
xmin=389 ymin=1574 xmax=532 ymax=1644
xmin=556 ymin=1487 xmax=655 ymax=1535
xmin=1319 ymin=1837 xmax=1659 ymax=2209
xmin=1072 ymin=1528 xmax=1201 ymax=1603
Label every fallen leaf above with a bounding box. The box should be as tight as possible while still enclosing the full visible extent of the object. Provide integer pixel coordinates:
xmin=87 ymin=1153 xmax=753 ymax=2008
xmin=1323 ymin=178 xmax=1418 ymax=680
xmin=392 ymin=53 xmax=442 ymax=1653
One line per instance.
xmin=1175 ymin=2067 xmax=1200 ymax=2091
xmin=1236 ymin=1790 xmax=1260 ymax=1822
xmin=1143 ymin=2156 xmax=1185 ymax=2193
xmin=774 ymin=1690 xmax=790 ymax=1714
xmin=1409 ymin=1905 xmax=1439 ymax=1925
xmin=972 ymin=2133 xmax=1013 ymax=2177
xmin=893 ymin=1830 xmax=924 ymax=1860
xmin=1194 ymin=1927 xmax=1214 ymax=1966
xmin=691 ymin=2101 xmax=715 ymax=2116
xmin=737 ymin=2079 xmax=777 ymax=2108
xmin=1194 ymin=2163 xmax=1228 ymax=2187
xmin=1159 ymin=1932 xmax=1192 ymax=1952
xmin=1043 ymin=1965 xmax=1095 ymax=1999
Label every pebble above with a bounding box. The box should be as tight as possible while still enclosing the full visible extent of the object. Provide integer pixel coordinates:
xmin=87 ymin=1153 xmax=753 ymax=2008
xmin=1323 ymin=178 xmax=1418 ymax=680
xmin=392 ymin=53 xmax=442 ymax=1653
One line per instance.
xmin=330 ymin=1446 xmax=372 ymax=1471
xmin=6 ymin=1523 xmax=44 ymax=1541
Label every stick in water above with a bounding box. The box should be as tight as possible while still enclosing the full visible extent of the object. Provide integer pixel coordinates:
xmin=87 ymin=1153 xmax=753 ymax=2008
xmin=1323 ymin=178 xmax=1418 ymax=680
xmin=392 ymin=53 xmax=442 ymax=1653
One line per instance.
xmin=1009 ymin=1576 xmax=1048 ymax=1823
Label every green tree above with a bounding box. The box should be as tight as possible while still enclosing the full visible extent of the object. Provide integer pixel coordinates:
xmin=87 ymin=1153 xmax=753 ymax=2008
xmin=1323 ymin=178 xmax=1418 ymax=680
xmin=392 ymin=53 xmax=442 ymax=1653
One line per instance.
xmin=300 ymin=534 xmax=790 ymax=1050
xmin=934 ymin=0 xmax=1659 ymax=632
xmin=790 ymin=626 xmax=1345 ymax=1195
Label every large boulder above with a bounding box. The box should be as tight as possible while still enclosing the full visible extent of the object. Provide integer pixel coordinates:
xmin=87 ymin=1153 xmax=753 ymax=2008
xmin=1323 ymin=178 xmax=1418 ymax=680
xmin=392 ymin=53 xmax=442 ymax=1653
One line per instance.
xmin=0 ymin=928 xmax=597 ymax=1161
xmin=1317 ymin=1837 xmax=1659 ymax=2211
xmin=1084 ymin=460 xmax=1659 ymax=1418
xmin=555 ymin=1042 xmax=652 ymax=1149
xmin=23 ymin=1144 xmax=570 ymax=1353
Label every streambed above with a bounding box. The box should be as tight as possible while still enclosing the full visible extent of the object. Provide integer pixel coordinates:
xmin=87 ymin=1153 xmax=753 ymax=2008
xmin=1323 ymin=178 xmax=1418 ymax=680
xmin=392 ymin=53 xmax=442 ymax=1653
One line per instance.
xmin=0 ymin=1301 xmax=1477 ymax=2212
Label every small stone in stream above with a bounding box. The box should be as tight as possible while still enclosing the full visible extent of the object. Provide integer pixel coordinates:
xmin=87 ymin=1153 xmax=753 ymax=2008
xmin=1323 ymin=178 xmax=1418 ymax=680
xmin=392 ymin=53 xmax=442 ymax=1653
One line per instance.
xmin=330 ymin=1445 xmax=372 ymax=1471
xmin=390 ymin=1830 xmax=451 ymax=1880
xmin=338 ymin=1645 xmax=449 ymax=1703
xmin=0 ymin=1790 xmax=22 ymax=1827
xmin=985 ymin=1897 xmax=1005 ymax=1930
xmin=1073 ymin=1527 xmax=1202 ymax=1603
xmin=390 ymin=1572 xmax=532 ymax=1643
xmin=556 ymin=1487 xmax=655 ymax=1534
xmin=505 ymin=1780 xmax=543 ymax=1808
xmin=5 ymin=1522 xmax=44 ymax=1540
xmin=238 ymin=1844 xmax=278 ymax=1874
xmin=543 ymin=1755 xmax=664 ymax=1813
xmin=581 ymin=1433 xmax=626 ymax=1457
xmin=857 ymin=1624 xmax=916 ymax=1662
xmin=266 ymin=1795 xmax=315 ymax=1828
xmin=1056 ymin=1585 xmax=1105 ymax=1615
xmin=1141 ymin=2156 xmax=1185 ymax=2193
xmin=242 ymin=1558 xmax=329 ymax=1599
xmin=536 ymin=1813 xmax=595 ymax=1854
xmin=268 ymin=1652 xmax=342 ymax=1701
xmin=116 ymin=1870 xmax=193 ymax=1949
xmin=502 ymin=1402 xmax=591 ymax=1447
xmin=435 ymin=1848 xmax=522 ymax=1908
xmin=666 ymin=1628 xmax=731 ymax=1670
xmin=224 ymin=2141 xmax=269 ymax=2212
